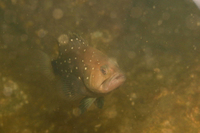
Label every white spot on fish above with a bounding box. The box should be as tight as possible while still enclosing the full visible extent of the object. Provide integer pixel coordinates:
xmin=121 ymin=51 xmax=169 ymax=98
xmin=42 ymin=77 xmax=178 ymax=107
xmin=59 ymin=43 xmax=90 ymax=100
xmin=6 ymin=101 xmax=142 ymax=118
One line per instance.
xmin=78 ymin=47 xmax=80 ymax=49
xmin=92 ymin=67 xmax=94 ymax=70
xmin=89 ymin=60 xmax=92 ymax=62
xmin=78 ymin=77 xmax=81 ymax=80
xmin=76 ymin=67 xmax=78 ymax=69
xmin=83 ymin=42 xmax=85 ymax=44
xmin=83 ymin=49 xmax=86 ymax=52
xmin=86 ymin=77 xmax=89 ymax=80
xmin=98 ymin=62 xmax=100 ymax=65
xmin=65 ymin=49 xmax=67 ymax=51
xmin=60 ymin=62 xmax=63 ymax=65
xmin=84 ymin=67 xmax=87 ymax=70
xmin=69 ymin=58 xmax=71 ymax=60
xmin=70 ymin=69 xmax=73 ymax=73
xmin=71 ymin=47 xmax=74 ymax=49
xmin=75 ymin=57 xmax=77 ymax=60
xmin=82 ymin=60 xmax=84 ymax=62
xmin=71 ymin=39 xmax=73 ymax=41
xmin=64 ymin=60 xmax=66 ymax=63
xmin=76 ymin=38 xmax=78 ymax=40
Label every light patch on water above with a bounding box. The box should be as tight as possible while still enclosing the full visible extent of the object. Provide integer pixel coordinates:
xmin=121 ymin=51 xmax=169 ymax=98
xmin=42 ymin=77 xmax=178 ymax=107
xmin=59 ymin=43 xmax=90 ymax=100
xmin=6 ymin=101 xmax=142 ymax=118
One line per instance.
xmin=103 ymin=106 xmax=117 ymax=119
xmin=127 ymin=51 xmax=136 ymax=59
xmin=11 ymin=0 xmax=17 ymax=5
xmin=185 ymin=14 xmax=200 ymax=30
xmin=91 ymin=31 xmax=103 ymax=39
xmin=72 ymin=107 xmax=81 ymax=117
xmin=58 ymin=34 xmax=69 ymax=45
xmin=3 ymin=79 xmax=17 ymax=97
xmin=36 ymin=29 xmax=48 ymax=38
xmin=1 ymin=78 xmax=29 ymax=116
xmin=52 ymin=8 xmax=63 ymax=19
xmin=130 ymin=93 xmax=137 ymax=99
xmin=158 ymin=20 xmax=163 ymax=26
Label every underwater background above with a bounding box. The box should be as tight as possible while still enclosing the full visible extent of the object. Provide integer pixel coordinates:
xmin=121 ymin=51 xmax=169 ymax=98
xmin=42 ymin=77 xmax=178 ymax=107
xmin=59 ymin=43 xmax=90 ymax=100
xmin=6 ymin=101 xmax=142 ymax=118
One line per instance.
xmin=0 ymin=0 xmax=200 ymax=132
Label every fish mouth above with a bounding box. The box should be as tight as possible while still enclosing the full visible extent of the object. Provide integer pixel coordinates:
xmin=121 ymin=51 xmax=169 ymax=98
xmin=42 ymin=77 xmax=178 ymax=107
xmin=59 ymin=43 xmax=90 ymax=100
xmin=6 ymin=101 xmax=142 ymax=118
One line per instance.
xmin=99 ymin=73 xmax=126 ymax=93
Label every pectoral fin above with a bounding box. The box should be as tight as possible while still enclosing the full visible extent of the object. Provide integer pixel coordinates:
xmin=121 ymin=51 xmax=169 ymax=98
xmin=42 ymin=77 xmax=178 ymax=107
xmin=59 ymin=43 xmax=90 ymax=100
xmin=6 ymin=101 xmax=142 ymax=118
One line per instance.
xmin=79 ymin=97 xmax=96 ymax=113
xmin=61 ymin=74 xmax=86 ymax=101
xmin=79 ymin=97 xmax=105 ymax=113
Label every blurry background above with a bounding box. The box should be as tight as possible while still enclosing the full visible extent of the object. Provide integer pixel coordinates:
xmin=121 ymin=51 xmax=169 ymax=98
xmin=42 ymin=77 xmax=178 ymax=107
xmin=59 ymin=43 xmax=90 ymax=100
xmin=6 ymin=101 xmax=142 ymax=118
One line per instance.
xmin=0 ymin=0 xmax=200 ymax=132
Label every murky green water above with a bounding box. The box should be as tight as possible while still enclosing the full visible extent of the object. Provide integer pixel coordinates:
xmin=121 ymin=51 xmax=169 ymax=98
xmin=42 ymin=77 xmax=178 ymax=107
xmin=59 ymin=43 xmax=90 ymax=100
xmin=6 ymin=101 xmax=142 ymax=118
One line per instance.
xmin=1 ymin=0 xmax=200 ymax=132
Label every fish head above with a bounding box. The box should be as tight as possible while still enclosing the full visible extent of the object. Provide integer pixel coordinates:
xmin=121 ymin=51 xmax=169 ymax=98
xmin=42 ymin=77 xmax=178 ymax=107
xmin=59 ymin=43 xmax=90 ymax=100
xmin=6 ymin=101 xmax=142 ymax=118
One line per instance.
xmin=84 ymin=57 xmax=126 ymax=94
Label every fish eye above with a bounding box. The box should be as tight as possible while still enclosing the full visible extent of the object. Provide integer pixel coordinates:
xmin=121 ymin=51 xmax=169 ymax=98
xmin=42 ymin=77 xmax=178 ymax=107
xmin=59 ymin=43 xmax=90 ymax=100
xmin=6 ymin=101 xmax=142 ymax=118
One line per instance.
xmin=100 ymin=66 xmax=107 ymax=75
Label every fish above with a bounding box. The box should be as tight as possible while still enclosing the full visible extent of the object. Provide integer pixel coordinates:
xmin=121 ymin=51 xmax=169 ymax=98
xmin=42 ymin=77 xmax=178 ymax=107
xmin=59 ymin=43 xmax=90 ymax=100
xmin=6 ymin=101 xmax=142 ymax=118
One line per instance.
xmin=52 ymin=34 xmax=126 ymax=113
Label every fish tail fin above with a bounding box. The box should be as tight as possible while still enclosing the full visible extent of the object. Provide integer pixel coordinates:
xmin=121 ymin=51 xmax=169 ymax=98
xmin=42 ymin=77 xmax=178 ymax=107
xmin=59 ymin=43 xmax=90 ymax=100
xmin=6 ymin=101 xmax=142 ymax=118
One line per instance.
xmin=31 ymin=50 xmax=55 ymax=81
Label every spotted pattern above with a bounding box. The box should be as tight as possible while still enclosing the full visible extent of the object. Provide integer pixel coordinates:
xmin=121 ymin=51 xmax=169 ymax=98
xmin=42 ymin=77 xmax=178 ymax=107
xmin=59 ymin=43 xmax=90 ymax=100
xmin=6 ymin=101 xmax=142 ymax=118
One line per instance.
xmin=52 ymin=34 xmax=111 ymax=98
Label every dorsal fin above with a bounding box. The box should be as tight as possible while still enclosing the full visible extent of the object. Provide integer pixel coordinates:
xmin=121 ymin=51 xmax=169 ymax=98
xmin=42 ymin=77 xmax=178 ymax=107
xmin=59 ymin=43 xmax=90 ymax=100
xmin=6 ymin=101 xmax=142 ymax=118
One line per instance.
xmin=67 ymin=33 xmax=89 ymax=47
xmin=57 ymin=33 xmax=89 ymax=54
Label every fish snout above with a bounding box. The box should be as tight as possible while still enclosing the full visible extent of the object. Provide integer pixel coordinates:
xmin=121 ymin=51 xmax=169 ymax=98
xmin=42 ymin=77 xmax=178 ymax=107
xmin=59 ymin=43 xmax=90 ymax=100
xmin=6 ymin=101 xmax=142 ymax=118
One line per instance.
xmin=99 ymin=72 xmax=126 ymax=93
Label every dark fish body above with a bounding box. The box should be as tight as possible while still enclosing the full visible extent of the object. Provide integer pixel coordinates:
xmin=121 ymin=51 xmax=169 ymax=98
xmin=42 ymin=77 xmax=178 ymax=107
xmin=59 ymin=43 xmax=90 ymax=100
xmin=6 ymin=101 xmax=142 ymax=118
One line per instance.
xmin=52 ymin=34 xmax=126 ymax=113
